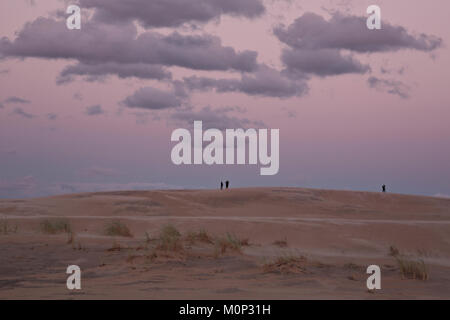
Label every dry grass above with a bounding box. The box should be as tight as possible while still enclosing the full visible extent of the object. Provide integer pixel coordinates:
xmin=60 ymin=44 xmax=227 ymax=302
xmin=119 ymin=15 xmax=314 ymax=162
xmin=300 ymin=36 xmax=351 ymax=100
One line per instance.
xmin=107 ymin=240 xmax=122 ymax=252
xmin=273 ymin=238 xmax=288 ymax=247
xmin=67 ymin=231 xmax=75 ymax=244
xmin=213 ymin=233 xmax=249 ymax=256
xmin=389 ymin=245 xmax=400 ymax=257
xmin=105 ymin=220 xmax=132 ymax=237
xmin=263 ymin=255 xmax=307 ymax=274
xmin=156 ymin=224 xmax=183 ymax=251
xmin=396 ymin=256 xmax=428 ymax=280
xmin=40 ymin=219 xmax=71 ymax=234
xmin=0 ymin=220 xmax=18 ymax=235
xmin=185 ymin=229 xmax=213 ymax=244
xmin=388 ymin=245 xmax=428 ymax=280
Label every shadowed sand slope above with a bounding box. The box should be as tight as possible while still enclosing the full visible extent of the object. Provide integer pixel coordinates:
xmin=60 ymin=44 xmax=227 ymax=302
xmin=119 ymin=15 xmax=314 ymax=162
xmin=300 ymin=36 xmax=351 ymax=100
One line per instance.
xmin=1 ymin=188 xmax=450 ymax=299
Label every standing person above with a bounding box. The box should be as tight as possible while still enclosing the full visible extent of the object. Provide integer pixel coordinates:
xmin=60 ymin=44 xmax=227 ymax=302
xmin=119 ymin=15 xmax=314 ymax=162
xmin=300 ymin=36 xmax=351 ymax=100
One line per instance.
xmin=226 ymin=180 xmax=229 ymax=189
xmin=382 ymin=184 xmax=386 ymax=193
xmin=220 ymin=181 xmax=223 ymax=190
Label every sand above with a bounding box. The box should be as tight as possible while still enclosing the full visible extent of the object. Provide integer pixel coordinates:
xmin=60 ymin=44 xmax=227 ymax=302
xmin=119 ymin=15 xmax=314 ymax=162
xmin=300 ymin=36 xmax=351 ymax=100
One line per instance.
xmin=0 ymin=187 xmax=449 ymax=299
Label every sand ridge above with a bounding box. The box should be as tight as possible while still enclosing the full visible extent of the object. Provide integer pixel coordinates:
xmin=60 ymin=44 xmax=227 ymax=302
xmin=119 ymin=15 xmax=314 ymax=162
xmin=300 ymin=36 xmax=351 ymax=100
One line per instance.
xmin=0 ymin=187 xmax=449 ymax=299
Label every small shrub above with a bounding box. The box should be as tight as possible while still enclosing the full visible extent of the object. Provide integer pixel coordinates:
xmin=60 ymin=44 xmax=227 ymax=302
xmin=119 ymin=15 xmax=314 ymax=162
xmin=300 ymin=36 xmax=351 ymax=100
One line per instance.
xmin=396 ymin=257 xmax=428 ymax=280
xmin=145 ymin=231 xmax=152 ymax=243
xmin=67 ymin=232 xmax=75 ymax=244
xmin=108 ymin=240 xmax=122 ymax=252
xmin=0 ymin=220 xmax=18 ymax=235
xmin=273 ymin=238 xmax=288 ymax=247
xmin=389 ymin=245 xmax=400 ymax=257
xmin=105 ymin=220 xmax=132 ymax=237
xmin=263 ymin=255 xmax=307 ymax=274
xmin=185 ymin=229 xmax=213 ymax=244
xmin=40 ymin=219 xmax=71 ymax=234
xmin=214 ymin=233 xmax=245 ymax=256
xmin=156 ymin=224 xmax=183 ymax=251
xmin=344 ymin=262 xmax=364 ymax=271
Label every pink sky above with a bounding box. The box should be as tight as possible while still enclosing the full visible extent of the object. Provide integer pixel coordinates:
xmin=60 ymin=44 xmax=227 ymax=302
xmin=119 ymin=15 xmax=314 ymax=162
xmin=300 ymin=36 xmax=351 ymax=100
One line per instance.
xmin=0 ymin=0 xmax=449 ymax=198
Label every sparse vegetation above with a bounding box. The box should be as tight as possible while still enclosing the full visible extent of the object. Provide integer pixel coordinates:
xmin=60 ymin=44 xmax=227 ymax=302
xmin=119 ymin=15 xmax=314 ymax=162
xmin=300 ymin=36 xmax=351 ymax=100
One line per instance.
xmin=396 ymin=257 xmax=428 ymax=280
xmin=105 ymin=220 xmax=132 ymax=237
xmin=108 ymin=240 xmax=122 ymax=252
xmin=273 ymin=238 xmax=288 ymax=247
xmin=40 ymin=219 xmax=71 ymax=234
xmin=67 ymin=231 xmax=75 ymax=244
xmin=387 ymin=245 xmax=429 ymax=280
xmin=344 ymin=262 xmax=364 ymax=271
xmin=214 ymin=232 xmax=247 ymax=256
xmin=389 ymin=245 xmax=400 ymax=257
xmin=145 ymin=231 xmax=152 ymax=244
xmin=263 ymin=255 xmax=307 ymax=274
xmin=0 ymin=220 xmax=18 ymax=235
xmin=186 ymin=229 xmax=213 ymax=244
xmin=156 ymin=224 xmax=183 ymax=251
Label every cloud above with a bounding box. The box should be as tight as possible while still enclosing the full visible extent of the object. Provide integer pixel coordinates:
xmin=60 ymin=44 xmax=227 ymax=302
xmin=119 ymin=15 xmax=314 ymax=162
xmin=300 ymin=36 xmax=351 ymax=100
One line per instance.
xmin=47 ymin=113 xmax=58 ymax=120
xmin=0 ymin=176 xmax=38 ymax=198
xmin=367 ymin=76 xmax=410 ymax=99
xmin=274 ymin=12 xmax=442 ymax=77
xmin=0 ymin=18 xmax=258 ymax=74
xmin=274 ymin=12 xmax=442 ymax=53
xmin=123 ymin=87 xmax=183 ymax=110
xmin=0 ymin=102 xmax=4 ymax=109
xmin=79 ymin=166 xmax=123 ymax=178
xmin=12 ymin=107 xmax=35 ymax=119
xmin=85 ymin=104 xmax=105 ymax=116
xmin=434 ymin=193 xmax=450 ymax=199
xmin=79 ymin=0 xmax=265 ymax=28
xmin=183 ymin=65 xmax=309 ymax=98
xmin=169 ymin=106 xmax=265 ymax=130
xmin=281 ymin=48 xmax=369 ymax=77
xmin=57 ymin=62 xmax=172 ymax=84
xmin=4 ymin=96 xmax=30 ymax=104
xmin=73 ymin=92 xmax=83 ymax=101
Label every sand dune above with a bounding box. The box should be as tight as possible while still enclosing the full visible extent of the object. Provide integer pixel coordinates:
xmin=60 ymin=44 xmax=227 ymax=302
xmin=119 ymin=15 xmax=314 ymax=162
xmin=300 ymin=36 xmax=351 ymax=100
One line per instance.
xmin=1 ymin=188 xmax=450 ymax=299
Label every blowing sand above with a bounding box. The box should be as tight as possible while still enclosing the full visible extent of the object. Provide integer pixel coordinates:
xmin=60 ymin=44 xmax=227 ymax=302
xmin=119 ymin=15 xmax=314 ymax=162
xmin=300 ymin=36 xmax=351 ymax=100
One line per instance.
xmin=0 ymin=187 xmax=449 ymax=299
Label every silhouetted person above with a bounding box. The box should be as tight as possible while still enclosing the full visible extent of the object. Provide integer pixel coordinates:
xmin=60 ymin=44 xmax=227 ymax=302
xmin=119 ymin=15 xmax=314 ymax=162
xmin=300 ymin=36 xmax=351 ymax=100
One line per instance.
xmin=226 ymin=180 xmax=229 ymax=189
xmin=220 ymin=181 xmax=223 ymax=190
xmin=382 ymin=184 xmax=386 ymax=193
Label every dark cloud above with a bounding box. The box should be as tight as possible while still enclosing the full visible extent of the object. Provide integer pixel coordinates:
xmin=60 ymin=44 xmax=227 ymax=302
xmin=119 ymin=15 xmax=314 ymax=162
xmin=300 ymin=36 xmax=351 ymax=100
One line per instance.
xmin=380 ymin=66 xmax=405 ymax=75
xmin=367 ymin=76 xmax=410 ymax=99
xmin=12 ymin=107 xmax=35 ymax=119
xmin=274 ymin=12 xmax=442 ymax=78
xmin=0 ymin=18 xmax=258 ymax=74
xmin=85 ymin=105 xmax=105 ymax=116
xmin=274 ymin=12 xmax=442 ymax=53
xmin=57 ymin=62 xmax=172 ymax=84
xmin=79 ymin=0 xmax=265 ymax=28
xmin=123 ymin=87 xmax=183 ymax=110
xmin=183 ymin=65 xmax=309 ymax=98
xmin=169 ymin=106 xmax=265 ymax=130
xmin=4 ymin=96 xmax=30 ymax=104
xmin=0 ymin=102 xmax=4 ymax=109
xmin=73 ymin=92 xmax=83 ymax=101
xmin=281 ymin=49 xmax=369 ymax=77
xmin=47 ymin=113 xmax=58 ymax=120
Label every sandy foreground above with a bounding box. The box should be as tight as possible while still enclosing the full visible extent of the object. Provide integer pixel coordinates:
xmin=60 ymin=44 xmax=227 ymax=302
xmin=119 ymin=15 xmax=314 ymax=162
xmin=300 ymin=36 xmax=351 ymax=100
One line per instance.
xmin=0 ymin=187 xmax=449 ymax=299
